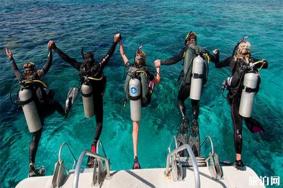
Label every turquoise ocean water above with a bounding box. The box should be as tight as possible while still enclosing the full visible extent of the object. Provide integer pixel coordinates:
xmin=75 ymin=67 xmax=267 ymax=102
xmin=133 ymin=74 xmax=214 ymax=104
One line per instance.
xmin=0 ymin=0 xmax=282 ymax=187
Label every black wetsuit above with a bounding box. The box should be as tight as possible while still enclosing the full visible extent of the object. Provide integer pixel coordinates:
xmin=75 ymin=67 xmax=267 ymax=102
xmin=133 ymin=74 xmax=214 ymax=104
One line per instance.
xmin=10 ymin=50 xmax=65 ymax=165
xmin=54 ymin=42 xmax=118 ymax=146
xmin=161 ymin=45 xmax=218 ymax=122
xmin=214 ymin=56 xmax=268 ymax=155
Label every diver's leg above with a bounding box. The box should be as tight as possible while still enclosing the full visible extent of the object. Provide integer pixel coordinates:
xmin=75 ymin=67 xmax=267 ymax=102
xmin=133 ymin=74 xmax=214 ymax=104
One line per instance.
xmin=132 ymin=121 xmax=141 ymax=169
xmin=93 ymin=95 xmax=103 ymax=149
xmin=191 ymin=99 xmax=200 ymax=121
xmin=176 ymin=84 xmax=191 ymax=156
xmin=244 ymin=117 xmax=264 ymax=133
xmin=29 ymin=129 xmax=45 ymax=177
xmin=52 ymin=100 xmax=65 ymax=116
xmin=87 ymin=95 xmax=103 ymax=168
xmin=190 ymin=99 xmax=200 ymax=156
xmin=92 ymin=80 xmax=106 ymax=146
xmin=177 ymin=84 xmax=190 ymax=133
xmin=29 ymin=129 xmax=42 ymax=164
xmin=231 ymin=97 xmax=245 ymax=170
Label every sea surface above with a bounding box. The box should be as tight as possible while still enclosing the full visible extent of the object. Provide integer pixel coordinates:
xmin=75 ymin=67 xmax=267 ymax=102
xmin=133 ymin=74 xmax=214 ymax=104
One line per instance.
xmin=0 ymin=0 xmax=282 ymax=187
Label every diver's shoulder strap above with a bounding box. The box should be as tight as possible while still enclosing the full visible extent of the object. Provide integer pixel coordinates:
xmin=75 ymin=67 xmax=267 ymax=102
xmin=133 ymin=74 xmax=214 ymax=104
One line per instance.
xmin=20 ymin=80 xmax=48 ymax=88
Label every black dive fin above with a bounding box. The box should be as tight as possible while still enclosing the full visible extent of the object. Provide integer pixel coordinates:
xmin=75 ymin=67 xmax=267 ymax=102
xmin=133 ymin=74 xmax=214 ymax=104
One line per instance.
xmin=245 ymin=118 xmax=264 ymax=133
xmin=65 ymin=87 xmax=79 ymax=116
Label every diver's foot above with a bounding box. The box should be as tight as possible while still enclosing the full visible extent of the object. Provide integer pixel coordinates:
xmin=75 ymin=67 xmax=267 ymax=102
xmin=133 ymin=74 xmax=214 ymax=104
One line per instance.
xmin=191 ymin=119 xmax=199 ymax=137
xmin=29 ymin=164 xmax=45 ymax=177
xmin=87 ymin=157 xmax=95 ymax=168
xmin=180 ymin=117 xmax=189 ymax=134
xmin=86 ymin=144 xmax=97 ymax=168
xmin=177 ymin=133 xmax=189 ymax=146
xmin=132 ymin=157 xmax=141 ymax=169
xmin=189 ymin=119 xmax=200 ymax=156
xmin=234 ymin=160 xmax=246 ymax=171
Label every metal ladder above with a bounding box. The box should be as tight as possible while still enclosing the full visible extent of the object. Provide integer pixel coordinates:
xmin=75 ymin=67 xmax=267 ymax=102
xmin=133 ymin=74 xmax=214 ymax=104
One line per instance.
xmin=165 ymin=141 xmax=201 ymax=188
xmin=73 ymin=141 xmax=110 ymax=188
xmin=52 ymin=142 xmax=77 ymax=188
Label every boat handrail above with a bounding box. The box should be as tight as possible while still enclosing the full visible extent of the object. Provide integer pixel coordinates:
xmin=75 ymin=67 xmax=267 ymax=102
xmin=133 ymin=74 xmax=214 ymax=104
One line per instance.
xmin=165 ymin=144 xmax=200 ymax=188
xmin=167 ymin=136 xmax=178 ymax=153
xmin=73 ymin=150 xmax=110 ymax=188
xmin=200 ymin=136 xmax=214 ymax=154
xmin=58 ymin=142 xmax=77 ymax=169
xmin=58 ymin=142 xmax=77 ymax=162
xmin=97 ymin=140 xmax=107 ymax=158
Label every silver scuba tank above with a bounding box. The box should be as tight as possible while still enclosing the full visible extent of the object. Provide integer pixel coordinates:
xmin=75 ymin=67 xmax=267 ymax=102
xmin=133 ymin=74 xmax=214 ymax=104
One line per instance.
xmin=239 ymin=72 xmax=259 ymax=118
xmin=190 ymin=55 xmax=205 ymax=100
xmin=19 ymin=88 xmax=42 ymax=133
xmin=81 ymin=83 xmax=94 ymax=118
xmin=129 ymin=78 xmax=141 ymax=122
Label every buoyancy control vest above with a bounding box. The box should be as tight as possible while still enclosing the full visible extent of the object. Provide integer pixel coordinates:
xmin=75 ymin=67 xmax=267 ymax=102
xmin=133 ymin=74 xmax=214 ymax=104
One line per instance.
xmin=182 ymin=46 xmax=208 ymax=85
xmin=18 ymin=76 xmax=48 ymax=133
xmin=79 ymin=62 xmax=103 ymax=84
xmin=79 ymin=62 xmax=105 ymax=118
xmin=227 ymin=59 xmax=261 ymax=100
xmin=124 ymin=65 xmax=150 ymax=106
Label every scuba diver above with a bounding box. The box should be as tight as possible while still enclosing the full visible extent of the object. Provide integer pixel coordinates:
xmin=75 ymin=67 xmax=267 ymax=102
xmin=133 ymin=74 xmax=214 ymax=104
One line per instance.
xmin=119 ymin=39 xmax=160 ymax=169
xmin=212 ymin=38 xmax=268 ymax=170
xmin=48 ymin=33 xmax=121 ymax=167
xmin=154 ymin=32 xmax=219 ymax=156
xmin=5 ymin=43 xmax=76 ymax=177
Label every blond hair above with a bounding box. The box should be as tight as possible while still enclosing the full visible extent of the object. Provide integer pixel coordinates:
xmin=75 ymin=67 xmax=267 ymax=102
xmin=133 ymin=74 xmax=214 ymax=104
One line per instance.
xmin=234 ymin=41 xmax=251 ymax=61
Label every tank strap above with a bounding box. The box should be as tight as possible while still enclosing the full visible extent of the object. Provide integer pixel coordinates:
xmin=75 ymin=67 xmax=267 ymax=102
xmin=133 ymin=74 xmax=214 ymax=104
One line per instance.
xmin=81 ymin=91 xmax=93 ymax=97
xmin=244 ymin=87 xmax=257 ymax=93
xmin=21 ymin=80 xmax=48 ymax=88
xmin=128 ymin=95 xmax=141 ymax=101
xmin=17 ymin=97 xmax=33 ymax=106
xmin=192 ymin=73 xmax=204 ymax=79
xmin=87 ymin=76 xmax=103 ymax=81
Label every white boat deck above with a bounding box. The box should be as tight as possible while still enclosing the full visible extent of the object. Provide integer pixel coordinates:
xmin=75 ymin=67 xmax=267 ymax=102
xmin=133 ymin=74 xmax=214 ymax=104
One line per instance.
xmin=16 ymin=166 xmax=264 ymax=188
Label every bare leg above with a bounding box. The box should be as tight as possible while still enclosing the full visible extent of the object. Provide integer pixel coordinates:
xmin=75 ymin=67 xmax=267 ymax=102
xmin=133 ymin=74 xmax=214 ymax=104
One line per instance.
xmin=132 ymin=121 xmax=139 ymax=158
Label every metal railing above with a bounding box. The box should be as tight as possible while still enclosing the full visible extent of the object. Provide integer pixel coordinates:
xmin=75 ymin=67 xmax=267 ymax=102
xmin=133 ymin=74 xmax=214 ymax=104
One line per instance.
xmin=200 ymin=136 xmax=214 ymax=154
xmin=58 ymin=142 xmax=77 ymax=169
xmin=72 ymin=151 xmax=110 ymax=188
xmin=165 ymin=144 xmax=200 ymax=188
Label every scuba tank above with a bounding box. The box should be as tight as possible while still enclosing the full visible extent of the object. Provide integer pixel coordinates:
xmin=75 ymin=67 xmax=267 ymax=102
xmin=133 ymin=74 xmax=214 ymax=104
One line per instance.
xmin=128 ymin=78 xmax=141 ymax=122
xmin=81 ymin=83 xmax=94 ymax=118
xmin=239 ymin=72 xmax=259 ymax=117
xmin=190 ymin=55 xmax=205 ymax=100
xmin=18 ymin=88 xmax=42 ymax=133
xmin=125 ymin=66 xmax=149 ymax=106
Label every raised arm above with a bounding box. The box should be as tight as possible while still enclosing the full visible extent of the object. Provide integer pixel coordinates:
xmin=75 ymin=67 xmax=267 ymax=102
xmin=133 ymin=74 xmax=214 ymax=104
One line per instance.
xmin=37 ymin=44 xmax=53 ymax=78
xmin=119 ymin=39 xmax=130 ymax=66
xmin=160 ymin=47 xmax=186 ymax=65
xmin=211 ymin=49 xmax=232 ymax=68
xmin=252 ymin=58 xmax=268 ymax=69
xmin=154 ymin=60 xmax=161 ymax=84
xmin=199 ymin=48 xmax=220 ymax=64
xmin=49 ymin=40 xmax=81 ymax=70
xmin=100 ymin=33 xmax=121 ymax=68
xmin=5 ymin=48 xmax=21 ymax=80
